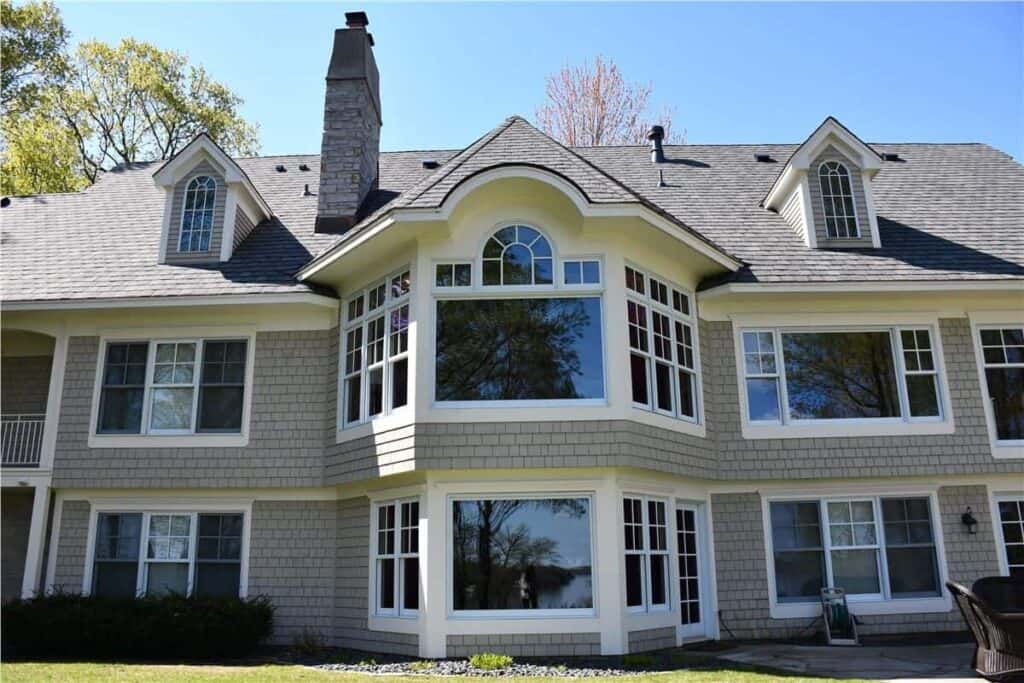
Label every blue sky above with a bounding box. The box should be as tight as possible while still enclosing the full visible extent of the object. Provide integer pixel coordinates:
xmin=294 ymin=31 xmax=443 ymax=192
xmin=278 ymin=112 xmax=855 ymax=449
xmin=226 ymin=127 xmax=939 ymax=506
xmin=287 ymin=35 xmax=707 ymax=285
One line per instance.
xmin=56 ymin=2 xmax=1022 ymax=159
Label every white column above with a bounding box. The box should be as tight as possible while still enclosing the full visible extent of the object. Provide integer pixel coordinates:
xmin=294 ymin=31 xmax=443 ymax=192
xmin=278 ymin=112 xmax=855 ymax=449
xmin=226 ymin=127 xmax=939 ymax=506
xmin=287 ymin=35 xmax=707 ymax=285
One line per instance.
xmin=21 ymin=484 xmax=51 ymax=598
xmin=596 ymin=474 xmax=627 ymax=654
xmin=419 ymin=478 xmax=448 ymax=658
xmin=39 ymin=332 xmax=67 ymax=472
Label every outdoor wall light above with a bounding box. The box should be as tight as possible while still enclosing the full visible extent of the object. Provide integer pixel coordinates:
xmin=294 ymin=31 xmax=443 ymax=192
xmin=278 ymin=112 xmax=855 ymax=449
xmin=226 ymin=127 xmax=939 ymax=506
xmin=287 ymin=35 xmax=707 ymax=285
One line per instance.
xmin=961 ymin=507 xmax=978 ymax=535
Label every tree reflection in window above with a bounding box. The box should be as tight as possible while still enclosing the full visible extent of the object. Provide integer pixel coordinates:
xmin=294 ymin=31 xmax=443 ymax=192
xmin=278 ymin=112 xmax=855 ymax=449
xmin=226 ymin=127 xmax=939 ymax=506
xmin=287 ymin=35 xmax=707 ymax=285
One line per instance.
xmin=482 ymin=225 xmax=553 ymax=286
xmin=452 ymin=498 xmax=593 ymax=611
xmin=435 ymin=297 xmax=604 ymax=401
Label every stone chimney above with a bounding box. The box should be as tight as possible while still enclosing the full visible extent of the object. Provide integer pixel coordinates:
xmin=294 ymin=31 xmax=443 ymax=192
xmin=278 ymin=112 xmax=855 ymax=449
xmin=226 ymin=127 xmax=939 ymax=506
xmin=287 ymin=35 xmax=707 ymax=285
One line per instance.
xmin=315 ymin=11 xmax=381 ymax=234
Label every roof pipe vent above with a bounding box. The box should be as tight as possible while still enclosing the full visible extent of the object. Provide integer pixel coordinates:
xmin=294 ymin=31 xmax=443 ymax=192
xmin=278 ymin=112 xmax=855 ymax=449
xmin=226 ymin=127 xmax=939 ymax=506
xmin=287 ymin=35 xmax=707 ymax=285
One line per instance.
xmin=647 ymin=125 xmax=665 ymax=163
xmin=421 ymin=159 xmax=439 ymax=170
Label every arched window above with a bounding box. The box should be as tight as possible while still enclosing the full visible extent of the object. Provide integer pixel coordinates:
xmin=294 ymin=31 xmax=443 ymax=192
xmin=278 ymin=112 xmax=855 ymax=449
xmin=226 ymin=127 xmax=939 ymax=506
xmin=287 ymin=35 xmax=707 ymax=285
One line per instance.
xmin=818 ymin=162 xmax=859 ymax=239
xmin=179 ymin=176 xmax=217 ymax=252
xmin=481 ymin=224 xmax=553 ymax=286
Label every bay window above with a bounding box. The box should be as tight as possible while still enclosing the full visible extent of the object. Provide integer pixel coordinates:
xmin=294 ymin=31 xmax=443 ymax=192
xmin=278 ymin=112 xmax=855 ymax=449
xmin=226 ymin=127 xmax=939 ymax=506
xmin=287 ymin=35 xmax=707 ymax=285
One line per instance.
xmin=623 ymin=496 xmax=670 ymax=612
xmin=977 ymin=327 xmax=1024 ymax=443
xmin=374 ymin=499 xmax=419 ymax=616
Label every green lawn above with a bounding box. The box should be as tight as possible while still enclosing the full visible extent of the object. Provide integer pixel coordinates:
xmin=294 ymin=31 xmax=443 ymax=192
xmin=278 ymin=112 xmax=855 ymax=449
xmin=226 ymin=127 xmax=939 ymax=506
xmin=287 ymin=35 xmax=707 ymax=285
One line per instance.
xmin=1 ymin=662 xmax=853 ymax=682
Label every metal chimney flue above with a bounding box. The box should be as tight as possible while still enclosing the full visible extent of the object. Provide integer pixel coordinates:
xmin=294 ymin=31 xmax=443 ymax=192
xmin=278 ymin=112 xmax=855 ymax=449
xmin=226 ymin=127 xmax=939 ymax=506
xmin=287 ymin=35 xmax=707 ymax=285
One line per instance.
xmin=647 ymin=125 xmax=665 ymax=163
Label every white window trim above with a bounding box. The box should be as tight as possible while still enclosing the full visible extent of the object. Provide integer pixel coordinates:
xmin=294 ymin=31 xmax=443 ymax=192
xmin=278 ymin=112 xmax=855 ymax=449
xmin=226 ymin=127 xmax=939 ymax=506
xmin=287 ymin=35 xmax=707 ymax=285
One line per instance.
xmin=370 ymin=497 xmax=421 ymax=620
xmin=732 ymin=318 xmax=954 ymax=439
xmin=989 ymin=491 xmax=1024 ymax=577
xmin=623 ymin=494 xmax=672 ymax=615
xmin=432 ymin=260 xmax=474 ymax=291
xmin=970 ymin=315 xmax=1024 ymax=458
xmin=177 ymin=174 xmax=217 ymax=253
xmin=817 ymin=161 xmax=861 ymax=239
xmin=446 ymin=492 xmax=598 ymax=620
xmin=761 ymin=490 xmax=951 ymax=619
xmin=624 ymin=263 xmax=703 ymax=426
xmin=88 ymin=331 xmax=256 ymax=448
xmin=561 ymin=256 xmax=604 ymax=289
xmin=81 ymin=500 xmax=252 ymax=599
xmin=478 ymin=222 xmax=558 ymax=290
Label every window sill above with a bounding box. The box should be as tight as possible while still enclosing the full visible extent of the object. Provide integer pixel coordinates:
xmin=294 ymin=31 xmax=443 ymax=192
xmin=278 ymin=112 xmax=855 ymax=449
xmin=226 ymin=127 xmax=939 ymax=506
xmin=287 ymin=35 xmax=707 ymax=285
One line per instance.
xmin=88 ymin=434 xmax=248 ymax=449
xmin=770 ymin=595 xmax=951 ymax=620
xmin=991 ymin=441 xmax=1024 ymax=459
xmin=368 ymin=613 xmax=419 ymax=634
xmin=741 ymin=420 xmax=954 ymax=440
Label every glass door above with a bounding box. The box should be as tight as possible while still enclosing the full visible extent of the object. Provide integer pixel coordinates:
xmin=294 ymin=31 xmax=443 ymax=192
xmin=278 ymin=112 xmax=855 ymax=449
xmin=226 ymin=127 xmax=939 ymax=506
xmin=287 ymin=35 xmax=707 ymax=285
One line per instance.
xmin=676 ymin=503 xmax=706 ymax=640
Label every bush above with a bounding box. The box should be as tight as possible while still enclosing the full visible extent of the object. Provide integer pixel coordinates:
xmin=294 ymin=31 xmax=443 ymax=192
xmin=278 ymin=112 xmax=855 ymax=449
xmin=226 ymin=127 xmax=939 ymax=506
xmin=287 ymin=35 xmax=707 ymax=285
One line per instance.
xmin=2 ymin=592 xmax=273 ymax=660
xmin=469 ymin=652 xmax=513 ymax=670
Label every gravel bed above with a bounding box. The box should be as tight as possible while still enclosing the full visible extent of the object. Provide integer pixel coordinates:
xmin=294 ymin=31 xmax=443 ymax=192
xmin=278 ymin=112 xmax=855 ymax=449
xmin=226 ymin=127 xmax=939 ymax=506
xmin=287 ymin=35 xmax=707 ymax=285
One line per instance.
xmin=314 ymin=660 xmax=632 ymax=677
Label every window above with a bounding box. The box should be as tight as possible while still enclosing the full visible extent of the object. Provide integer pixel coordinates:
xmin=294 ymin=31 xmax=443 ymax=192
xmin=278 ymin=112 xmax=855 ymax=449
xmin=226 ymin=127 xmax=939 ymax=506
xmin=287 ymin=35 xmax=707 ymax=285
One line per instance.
xmin=92 ymin=511 xmax=244 ymax=598
xmin=768 ymin=496 xmax=940 ymax=605
xmin=374 ymin=499 xmax=419 ymax=616
xmin=740 ymin=327 xmax=944 ymax=425
xmin=482 ymin=225 xmax=553 ymax=286
xmin=179 ymin=176 xmax=216 ymax=252
xmin=564 ymin=260 xmax=601 ymax=286
xmin=818 ymin=162 xmax=859 ymax=239
xmin=997 ymin=499 xmax=1024 ymax=577
xmin=978 ymin=327 xmax=1024 ymax=443
xmin=435 ymin=263 xmax=472 ymax=288
xmin=626 ymin=266 xmax=698 ymax=422
xmin=452 ymin=496 xmax=593 ymax=614
xmin=342 ymin=270 xmax=411 ymax=428
xmin=623 ymin=496 xmax=670 ymax=612
xmin=435 ymin=297 xmax=604 ymax=402
xmin=97 ymin=339 xmax=249 ymax=436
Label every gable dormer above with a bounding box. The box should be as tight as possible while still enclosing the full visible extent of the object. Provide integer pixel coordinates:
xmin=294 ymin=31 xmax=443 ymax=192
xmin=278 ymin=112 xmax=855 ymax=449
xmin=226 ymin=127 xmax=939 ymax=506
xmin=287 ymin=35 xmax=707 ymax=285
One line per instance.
xmin=763 ymin=117 xmax=883 ymax=249
xmin=152 ymin=133 xmax=272 ymax=265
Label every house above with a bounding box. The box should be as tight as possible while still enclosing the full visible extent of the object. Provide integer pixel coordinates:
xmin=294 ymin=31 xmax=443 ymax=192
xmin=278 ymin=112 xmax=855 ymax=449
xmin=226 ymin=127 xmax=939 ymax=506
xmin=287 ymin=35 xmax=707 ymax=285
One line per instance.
xmin=2 ymin=11 xmax=1023 ymax=658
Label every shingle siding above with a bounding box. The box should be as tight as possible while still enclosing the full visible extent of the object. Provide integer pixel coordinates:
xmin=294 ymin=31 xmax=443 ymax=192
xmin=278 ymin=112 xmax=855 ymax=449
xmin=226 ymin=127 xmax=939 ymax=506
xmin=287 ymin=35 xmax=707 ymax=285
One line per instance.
xmin=232 ymin=204 xmax=257 ymax=251
xmin=627 ymin=626 xmax=677 ymax=653
xmin=2 ymin=490 xmax=33 ymax=602
xmin=806 ymin=145 xmax=874 ymax=248
xmin=52 ymin=499 xmax=89 ymax=592
xmin=164 ymin=159 xmax=227 ymax=264
xmin=1 ymin=355 xmax=51 ymax=413
xmin=446 ymin=633 xmax=600 ymax=658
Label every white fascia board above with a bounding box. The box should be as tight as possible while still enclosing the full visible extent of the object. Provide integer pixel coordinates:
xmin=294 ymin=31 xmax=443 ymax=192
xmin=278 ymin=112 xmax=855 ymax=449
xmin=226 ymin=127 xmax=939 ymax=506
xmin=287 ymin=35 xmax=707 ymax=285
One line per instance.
xmin=1 ymin=292 xmax=339 ymax=311
xmin=698 ymin=280 xmax=1024 ymax=301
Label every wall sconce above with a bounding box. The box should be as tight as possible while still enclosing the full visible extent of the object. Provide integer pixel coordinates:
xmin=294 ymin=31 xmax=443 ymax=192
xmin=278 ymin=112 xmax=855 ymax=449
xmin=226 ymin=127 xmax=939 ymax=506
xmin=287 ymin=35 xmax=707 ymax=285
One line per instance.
xmin=961 ymin=507 xmax=978 ymax=535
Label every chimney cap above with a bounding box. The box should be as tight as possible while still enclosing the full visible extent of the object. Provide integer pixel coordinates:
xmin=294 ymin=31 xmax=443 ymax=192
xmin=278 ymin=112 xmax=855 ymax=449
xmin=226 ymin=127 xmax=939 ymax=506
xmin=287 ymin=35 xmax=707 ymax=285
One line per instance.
xmin=647 ymin=125 xmax=665 ymax=141
xmin=345 ymin=11 xmax=369 ymax=29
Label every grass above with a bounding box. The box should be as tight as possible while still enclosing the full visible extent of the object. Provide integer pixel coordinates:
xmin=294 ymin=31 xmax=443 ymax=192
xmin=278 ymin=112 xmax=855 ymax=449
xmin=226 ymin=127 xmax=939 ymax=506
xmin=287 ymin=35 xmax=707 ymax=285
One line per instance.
xmin=1 ymin=662 xmax=858 ymax=682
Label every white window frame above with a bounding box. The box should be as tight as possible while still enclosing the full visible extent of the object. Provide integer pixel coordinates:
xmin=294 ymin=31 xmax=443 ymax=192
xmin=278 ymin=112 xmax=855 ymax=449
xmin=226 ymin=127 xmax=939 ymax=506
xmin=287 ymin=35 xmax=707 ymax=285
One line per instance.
xmin=972 ymin=321 xmax=1024 ymax=456
xmin=89 ymin=333 xmax=256 ymax=448
xmin=82 ymin=502 xmax=251 ymax=599
xmin=178 ymin=174 xmax=217 ymax=253
xmin=623 ymin=494 xmax=672 ymax=615
xmin=625 ymin=264 xmax=702 ymax=425
xmin=762 ymin=490 xmax=950 ymax=619
xmin=818 ymin=161 xmax=860 ymax=239
xmin=479 ymin=223 xmax=557 ymax=289
xmin=734 ymin=319 xmax=954 ymax=439
xmin=447 ymin=492 xmax=597 ymax=619
xmin=371 ymin=497 xmax=420 ymax=619
xmin=562 ymin=258 xmax=602 ymax=288
xmin=991 ymin=493 xmax=1024 ymax=577
xmin=433 ymin=261 xmax=474 ymax=290
xmin=340 ymin=268 xmax=412 ymax=429
xmin=147 ymin=341 xmax=201 ymax=435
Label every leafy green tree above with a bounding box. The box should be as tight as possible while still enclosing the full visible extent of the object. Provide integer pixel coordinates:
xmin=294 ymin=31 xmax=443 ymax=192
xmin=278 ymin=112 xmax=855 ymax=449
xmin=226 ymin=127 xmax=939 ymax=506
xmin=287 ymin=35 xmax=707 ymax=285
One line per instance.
xmin=0 ymin=99 xmax=85 ymax=195
xmin=0 ymin=0 xmax=68 ymax=114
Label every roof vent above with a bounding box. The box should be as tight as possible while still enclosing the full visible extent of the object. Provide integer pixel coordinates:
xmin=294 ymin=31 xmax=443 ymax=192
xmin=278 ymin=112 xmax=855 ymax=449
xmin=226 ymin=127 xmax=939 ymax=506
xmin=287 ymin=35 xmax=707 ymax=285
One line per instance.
xmin=882 ymin=152 xmax=901 ymax=162
xmin=421 ymin=159 xmax=439 ymax=169
xmin=647 ymin=125 xmax=665 ymax=163
xmin=275 ymin=164 xmax=286 ymax=172
xmin=754 ymin=153 xmax=775 ymax=163
xmin=0 ymin=197 xmax=10 ymax=208
xmin=298 ymin=163 xmax=311 ymax=171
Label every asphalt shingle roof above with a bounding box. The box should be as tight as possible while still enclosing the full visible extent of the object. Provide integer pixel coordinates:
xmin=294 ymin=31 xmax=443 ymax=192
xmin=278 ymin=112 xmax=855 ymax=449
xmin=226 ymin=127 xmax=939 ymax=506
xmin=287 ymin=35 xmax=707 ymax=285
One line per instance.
xmin=2 ymin=118 xmax=1021 ymax=305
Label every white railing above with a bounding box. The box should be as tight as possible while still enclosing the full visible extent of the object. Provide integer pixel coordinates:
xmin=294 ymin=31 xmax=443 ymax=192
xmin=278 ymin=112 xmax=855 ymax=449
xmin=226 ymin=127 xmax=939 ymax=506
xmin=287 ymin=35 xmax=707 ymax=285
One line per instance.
xmin=2 ymin=414 xmax=45 ymax=467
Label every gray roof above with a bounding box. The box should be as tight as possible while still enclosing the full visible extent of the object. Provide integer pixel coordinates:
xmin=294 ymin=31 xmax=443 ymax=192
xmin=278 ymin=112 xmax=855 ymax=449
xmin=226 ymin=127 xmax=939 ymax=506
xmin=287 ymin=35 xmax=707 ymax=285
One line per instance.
xmin=2 ymin=119 xmax=1021 ymax=305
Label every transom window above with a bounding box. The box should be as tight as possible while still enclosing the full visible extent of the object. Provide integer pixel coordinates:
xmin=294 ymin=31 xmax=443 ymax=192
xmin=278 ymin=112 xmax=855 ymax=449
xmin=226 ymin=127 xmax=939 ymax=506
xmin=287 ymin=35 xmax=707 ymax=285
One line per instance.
xmin=623 ymin=496 xmax=670 ymax=612
xmin=179 ymin=175 xmax=216 ymax=252
xmin=626 ymin=266 xmax=699 ymax=422
xmin=818 ymin=161 xmax=859 ymax=239
xmin=374 ymin=499 xmax=419 ymax=617
xmin=482 ymin=225 xmax=553 ymax=286
xmin=740 ymin=327 xmax=943 ymax=425
xmin=97 ymin=339 xmax=249 ymax=436
xmin=977 ymin=327 xmax=1024 ymax=443
xmin=342 ymin=270 xmax=411 ymax=428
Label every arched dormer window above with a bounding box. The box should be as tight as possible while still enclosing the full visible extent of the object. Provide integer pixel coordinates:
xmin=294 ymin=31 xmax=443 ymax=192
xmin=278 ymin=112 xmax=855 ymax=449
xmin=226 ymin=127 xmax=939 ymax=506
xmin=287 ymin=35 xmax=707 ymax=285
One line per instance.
xmin=818 ymin=162 xmax=859 ymax=239
xmin=179 ymin=175 xmax=217 ymax=252
xmin=481 ymin=224 xmax=553 ymax=286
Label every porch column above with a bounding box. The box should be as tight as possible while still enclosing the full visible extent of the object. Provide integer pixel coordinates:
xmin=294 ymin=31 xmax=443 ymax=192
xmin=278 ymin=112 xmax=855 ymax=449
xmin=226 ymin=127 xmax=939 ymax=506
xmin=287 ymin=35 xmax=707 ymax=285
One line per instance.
xmin=596 ymin=474 xmax=627 ymax=655
xmin=38 ymin=332 xmax=67 ymax=471
xmin=20 ymin=484 xmax=50 ymax=598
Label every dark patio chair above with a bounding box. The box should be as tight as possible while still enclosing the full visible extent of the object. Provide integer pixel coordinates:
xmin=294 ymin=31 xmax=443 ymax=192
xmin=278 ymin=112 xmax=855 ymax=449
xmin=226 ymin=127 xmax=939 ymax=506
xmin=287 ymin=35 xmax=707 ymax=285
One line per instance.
xmin=974 ymin=576 xmax=1024 ymax=613
xmin=947 ymin=580 xmax=1024 ymax=682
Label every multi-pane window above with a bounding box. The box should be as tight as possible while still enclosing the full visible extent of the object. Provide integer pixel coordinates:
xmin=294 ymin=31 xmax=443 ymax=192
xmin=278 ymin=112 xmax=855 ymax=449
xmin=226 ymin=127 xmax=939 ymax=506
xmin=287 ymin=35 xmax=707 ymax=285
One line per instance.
xmin=818 ymin=162 xmax=859 ymax=239
xmin=768 ymin=496 xmax=940 ymax=604
xmin=179 ymin=176 xmax=216 ymax=252
xmin=623 ymin=496 xmax=670 ymax=612
xmin=978 ymin=327 xmax=1024 ymax=442
xmin=482 ymin=225 xmax=553 ymax=286
xmin=342 ymin=270 xmax=411 ymax=428
xmin=435 ymin=263 xmax=472 ymax=288
xmin=375 ymin=499 xmax=419 ymax=616
xmin=92 ymin=511 xmax=244 ymax=598
xmin=97 ymin=339 xmax=249 ymax=435
xmin=740 ymin=327 xmax=944 ymax=424
xmin=997 ymin=499 xmax=1024 ymax=577
xmin=625 ymin=266 xmax=698 ymax=422
xmin=563 ymin=260 xmax=601 ymax=286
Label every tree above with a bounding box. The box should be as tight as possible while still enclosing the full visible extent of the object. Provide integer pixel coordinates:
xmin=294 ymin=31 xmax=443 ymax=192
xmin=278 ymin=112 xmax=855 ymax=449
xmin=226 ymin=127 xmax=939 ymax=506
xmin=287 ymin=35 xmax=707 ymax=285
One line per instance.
xmin=0 ymin=100 xmax=85 ymax=195
xmin=536 ymin=55 xmax=681 ymax=146
xmin=0 ymin=0 xmax=68 ymax=114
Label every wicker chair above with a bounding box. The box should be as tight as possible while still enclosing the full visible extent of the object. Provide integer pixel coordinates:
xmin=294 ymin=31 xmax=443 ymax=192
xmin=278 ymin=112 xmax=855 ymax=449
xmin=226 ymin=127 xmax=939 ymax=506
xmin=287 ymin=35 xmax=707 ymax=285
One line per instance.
xmin=948 ymin=580 xmax=1024 ymax=682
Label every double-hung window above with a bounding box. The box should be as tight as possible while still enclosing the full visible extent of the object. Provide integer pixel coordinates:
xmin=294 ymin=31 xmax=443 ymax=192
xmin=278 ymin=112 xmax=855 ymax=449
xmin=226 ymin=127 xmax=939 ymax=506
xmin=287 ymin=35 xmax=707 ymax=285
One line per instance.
xmin=91 ymin=511 xmax=244 ymax=598
xmin=342 ymin=270 xmax=411 ymax=428
xmin=740 ymin=326 xmax=944 ymax=426
xmin=97 ymin=339 xmax=249 ymax=436
xmin=374 ymin=499 xmax=419 ymax=617
xmin=996 ymin=499 xmax=1024 ymax=576
xmin=625 ymin=266 xmax=699 ymax=422
xmin=977 ymin=327 xmax=1024 ymax=445
xmin=623 ymin=496 xmax=670 ymax=612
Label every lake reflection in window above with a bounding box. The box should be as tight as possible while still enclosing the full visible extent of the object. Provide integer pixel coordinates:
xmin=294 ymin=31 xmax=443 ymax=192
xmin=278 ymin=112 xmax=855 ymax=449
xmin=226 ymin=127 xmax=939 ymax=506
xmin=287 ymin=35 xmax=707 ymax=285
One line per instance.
xmin=435 ymin=298 xmax=604 ymax=401
xmin=452 ymin=498 xmax=593 ymax=611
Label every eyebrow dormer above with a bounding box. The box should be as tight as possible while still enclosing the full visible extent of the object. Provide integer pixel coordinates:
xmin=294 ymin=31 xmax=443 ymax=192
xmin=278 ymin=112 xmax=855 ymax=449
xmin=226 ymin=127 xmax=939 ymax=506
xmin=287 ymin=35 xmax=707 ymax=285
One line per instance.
xmin=763 ymin=117 xmax=883 ymax=249
xmin=152 ymin=133 xmax=272 ymax=265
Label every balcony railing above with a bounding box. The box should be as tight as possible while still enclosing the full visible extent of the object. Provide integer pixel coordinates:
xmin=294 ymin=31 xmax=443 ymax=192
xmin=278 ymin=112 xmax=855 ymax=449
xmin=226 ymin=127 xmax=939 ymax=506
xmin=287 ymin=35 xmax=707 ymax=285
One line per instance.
xmin=2 ymin=414 xmax=45 ymax=467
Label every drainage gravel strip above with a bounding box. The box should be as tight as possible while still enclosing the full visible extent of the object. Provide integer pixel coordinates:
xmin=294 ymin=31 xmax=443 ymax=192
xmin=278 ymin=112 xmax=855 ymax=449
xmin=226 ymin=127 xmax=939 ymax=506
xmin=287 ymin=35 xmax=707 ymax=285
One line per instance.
xmin=314 ymin=661 xmax=633 ymax=677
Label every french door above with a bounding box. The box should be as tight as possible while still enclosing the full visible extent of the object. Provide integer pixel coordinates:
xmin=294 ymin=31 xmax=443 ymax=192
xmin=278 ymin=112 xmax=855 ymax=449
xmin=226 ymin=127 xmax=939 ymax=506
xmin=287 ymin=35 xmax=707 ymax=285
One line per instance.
xmin=676 ymin=503 xmax=708 ymax=641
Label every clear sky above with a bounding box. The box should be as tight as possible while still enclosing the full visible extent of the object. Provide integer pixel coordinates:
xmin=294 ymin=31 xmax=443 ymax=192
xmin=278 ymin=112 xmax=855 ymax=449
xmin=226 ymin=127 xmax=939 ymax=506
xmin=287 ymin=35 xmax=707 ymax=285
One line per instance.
xmin=56 ymin=2 xmax=1023 ymax=159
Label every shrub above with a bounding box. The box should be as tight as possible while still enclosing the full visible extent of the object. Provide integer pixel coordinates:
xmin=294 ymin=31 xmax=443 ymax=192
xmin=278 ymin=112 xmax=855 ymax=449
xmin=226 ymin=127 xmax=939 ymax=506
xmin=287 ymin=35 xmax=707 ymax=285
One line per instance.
xmin=2 ymin=592 xmax=273 ymax=660
xmin=469 ymin=652 xmax=514 ymax=670
xmin=290 ymin=628 xmax=327 ymax=657
xmin=623 ymin=653 xmax=655 ymax=667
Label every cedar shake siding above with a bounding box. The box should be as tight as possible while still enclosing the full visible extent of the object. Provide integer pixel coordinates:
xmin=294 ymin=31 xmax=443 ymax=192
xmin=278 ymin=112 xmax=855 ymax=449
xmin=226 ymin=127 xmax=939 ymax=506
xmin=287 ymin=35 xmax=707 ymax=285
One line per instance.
xmin=164 ymin=159 xmax=227 ymax=265
xmin=1 ymin=490 xmax=33 ymax=602
xmin=1 ymin=355 xmax=52 ymax=414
